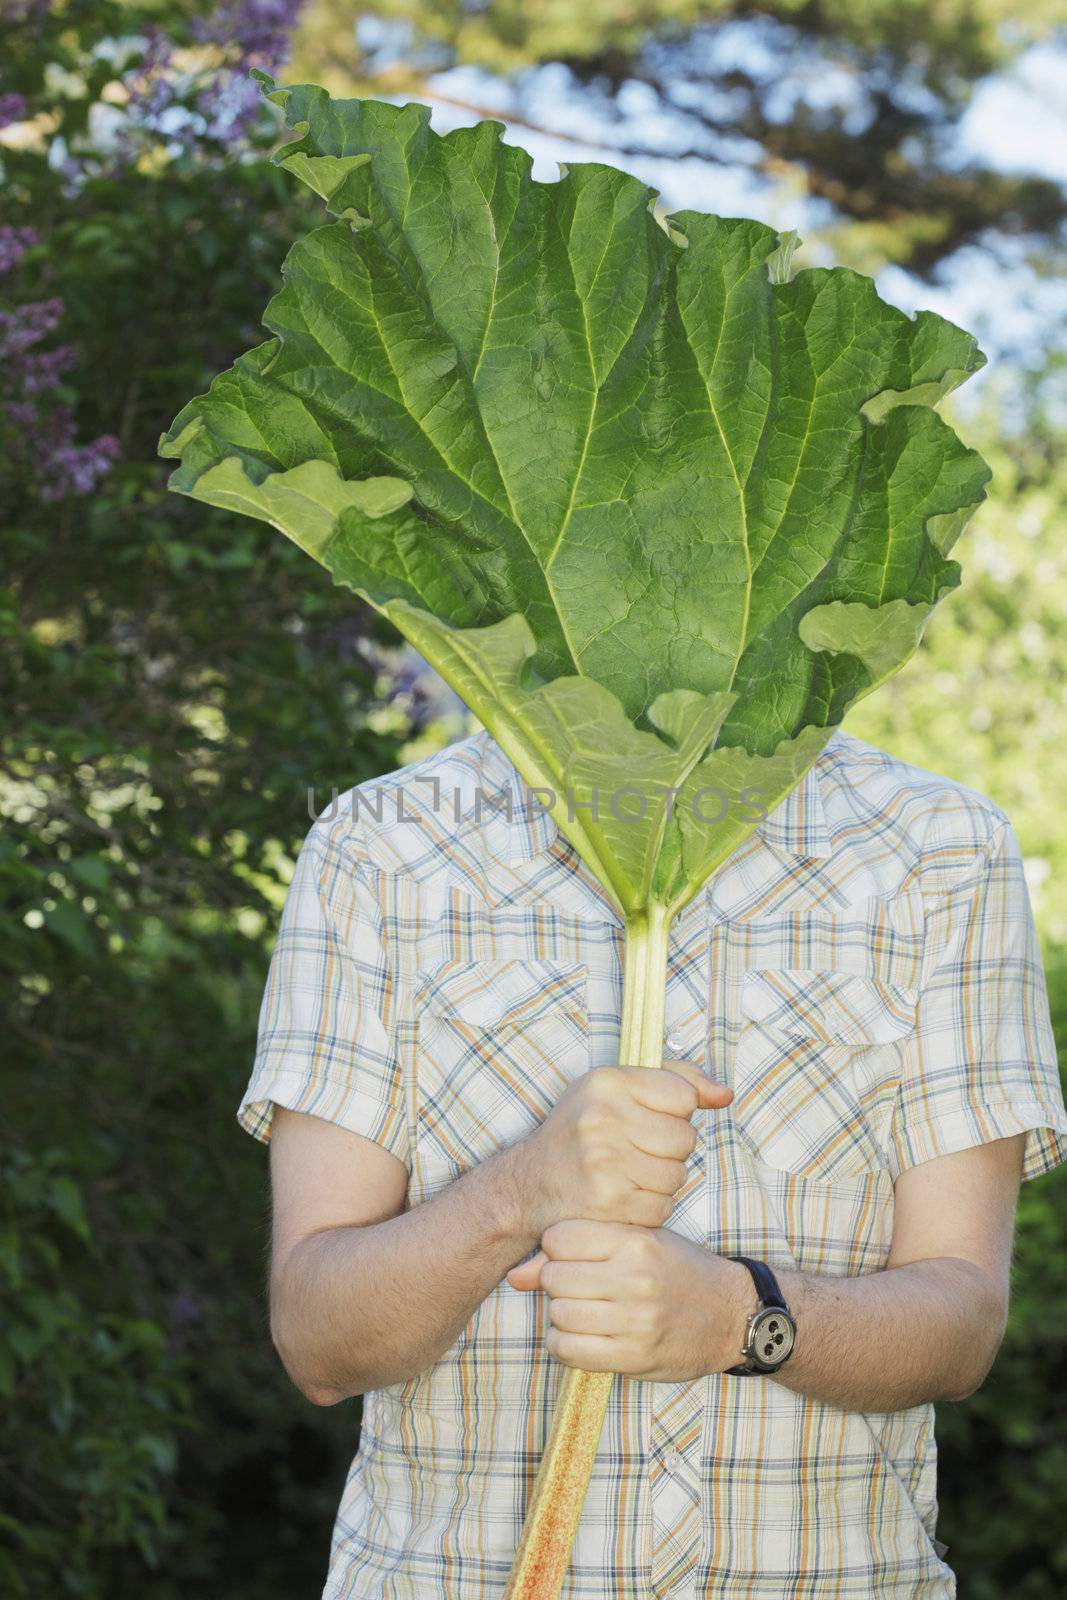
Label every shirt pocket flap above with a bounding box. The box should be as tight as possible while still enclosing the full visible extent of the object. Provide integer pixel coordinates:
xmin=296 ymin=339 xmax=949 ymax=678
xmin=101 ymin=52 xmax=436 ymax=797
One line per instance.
xmin=413 ymin=957 xmax=588 ymax=1037
xmin=740 ymin=966 xmax=919 ymax=1047
xmin=410 ymin=959 xmax=590 ymax=1191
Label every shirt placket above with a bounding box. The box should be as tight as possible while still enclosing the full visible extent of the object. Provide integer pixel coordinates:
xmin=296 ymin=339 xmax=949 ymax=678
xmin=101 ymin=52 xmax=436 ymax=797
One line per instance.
xmin=647 ymin=1401 xmax=705 ymax=1597
xmin=644 ymin=902 xmax=714 ymax=1597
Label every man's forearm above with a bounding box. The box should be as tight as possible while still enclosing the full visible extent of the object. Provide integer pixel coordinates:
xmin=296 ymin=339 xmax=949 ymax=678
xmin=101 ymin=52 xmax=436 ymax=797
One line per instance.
xmin=271 ymin=1143 xmax=541 ymax=1404
xmin=735 ymin=1255 xmax=1009 ymax=1412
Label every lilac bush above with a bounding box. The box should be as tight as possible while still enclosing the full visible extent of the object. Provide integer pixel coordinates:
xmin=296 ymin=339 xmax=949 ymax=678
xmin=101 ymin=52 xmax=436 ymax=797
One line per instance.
xmin=1 ymin=0 xmax=306 ymax=506
xmin=190 ymin=0 xmax=305 ymax=144
xmin=106 ymin=0 xmax=307 ymax=164
xmin=0 ymin=226 xmax=120 ymax=503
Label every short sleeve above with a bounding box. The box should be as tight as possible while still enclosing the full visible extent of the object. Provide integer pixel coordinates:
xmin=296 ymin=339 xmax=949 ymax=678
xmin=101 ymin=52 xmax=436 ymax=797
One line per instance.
xmin=889 ymin=818 xmax=1067 ymax=1184
xmin=237 ymin=820 xmax=409 ymax=1167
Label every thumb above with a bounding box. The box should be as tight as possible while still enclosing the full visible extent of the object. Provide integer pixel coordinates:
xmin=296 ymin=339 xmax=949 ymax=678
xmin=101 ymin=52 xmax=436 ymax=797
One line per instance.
xmin=506 ymin=1249 xmax=548 ymax=1292
xmin=664 ymin=1059 xmax=734 ymax=1109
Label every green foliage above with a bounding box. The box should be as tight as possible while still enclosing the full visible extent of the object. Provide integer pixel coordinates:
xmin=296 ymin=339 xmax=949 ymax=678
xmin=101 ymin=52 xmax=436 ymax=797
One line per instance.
xmin=848 ymin=389 xmax=1067 ymax=945
xmin=1 ymin=19 xmax=404 ymax=1593
xmin=848 ymin=380 xmax=1067 ymax=1597
xmin=160 ymin=76 xmax=989 ymax=920
xmin=0 ymin=1149 xmax=188 ymax=1593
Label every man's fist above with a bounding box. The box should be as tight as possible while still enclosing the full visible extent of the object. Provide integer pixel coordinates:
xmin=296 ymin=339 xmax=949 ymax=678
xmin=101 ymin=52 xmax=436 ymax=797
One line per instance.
xmin=506 ymin=1217 xmax=752 ymax=1381
xmin=510 ymin=1060 xmax=732 ymax=1237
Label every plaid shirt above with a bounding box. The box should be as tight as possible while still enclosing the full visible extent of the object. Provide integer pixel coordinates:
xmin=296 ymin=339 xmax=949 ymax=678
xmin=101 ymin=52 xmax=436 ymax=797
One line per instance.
xmin=240 ymin=726 xmax=1067 ymax=1599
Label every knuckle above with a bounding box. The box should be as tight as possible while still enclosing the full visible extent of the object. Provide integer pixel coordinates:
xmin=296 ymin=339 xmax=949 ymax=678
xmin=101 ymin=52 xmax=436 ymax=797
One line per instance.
xmin=585 ymin=1140 xmax=615 ymax=1175
xmin=576 ymin=1103 xmax=607 ymax=1140
xmin=623 ymin=1231 xmax=649 ymax=1263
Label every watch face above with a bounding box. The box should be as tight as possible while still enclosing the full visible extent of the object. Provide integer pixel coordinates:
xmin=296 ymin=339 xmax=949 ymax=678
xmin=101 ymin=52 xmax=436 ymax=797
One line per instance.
xmin=749 ymin=1307 xmax=795 ymax=1368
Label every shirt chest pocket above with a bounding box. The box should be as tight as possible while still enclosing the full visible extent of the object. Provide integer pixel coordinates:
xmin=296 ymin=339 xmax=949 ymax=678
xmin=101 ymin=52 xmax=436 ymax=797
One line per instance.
xmin=410 ymin=958 xmax=591 ymax=1197
xmin=731 ymin=964 xmax=919 ymax=1182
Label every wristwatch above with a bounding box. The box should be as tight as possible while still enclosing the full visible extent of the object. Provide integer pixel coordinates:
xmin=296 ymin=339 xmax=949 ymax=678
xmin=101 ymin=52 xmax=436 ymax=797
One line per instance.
xmin=724 ymin=1256 xmax=797 ymax=1375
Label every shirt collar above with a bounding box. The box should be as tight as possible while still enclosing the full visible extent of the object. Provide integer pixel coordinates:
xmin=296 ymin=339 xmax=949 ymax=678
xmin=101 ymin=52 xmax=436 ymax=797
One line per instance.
xmin=488 ymin=728 xmax=836 ymax=867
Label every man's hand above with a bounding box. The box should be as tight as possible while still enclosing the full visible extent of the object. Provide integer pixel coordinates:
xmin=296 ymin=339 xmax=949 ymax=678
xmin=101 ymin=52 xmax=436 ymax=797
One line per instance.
xmin=506 ymin=1217 xmax=751 ymax=1381
xmin=512 ymin=1060 xmax=733 ymax=1237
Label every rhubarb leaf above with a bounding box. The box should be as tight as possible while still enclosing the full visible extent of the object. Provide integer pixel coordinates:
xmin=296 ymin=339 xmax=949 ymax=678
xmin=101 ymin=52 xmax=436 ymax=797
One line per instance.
xmin=159 ymin=74 xmax=990 ymax=915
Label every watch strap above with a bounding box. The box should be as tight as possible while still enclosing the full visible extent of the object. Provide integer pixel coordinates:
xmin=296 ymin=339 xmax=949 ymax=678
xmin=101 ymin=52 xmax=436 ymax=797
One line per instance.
xmin=724 ymin=1255 xmax=792 ymax=1375
xmin=729 ymin=1254 xmax=787 ymax=1312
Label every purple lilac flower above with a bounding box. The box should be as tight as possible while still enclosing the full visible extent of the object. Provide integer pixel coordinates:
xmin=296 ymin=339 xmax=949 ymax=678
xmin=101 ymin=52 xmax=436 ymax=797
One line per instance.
xmin=191 ymin=0 xmax=300 ymax=57
xmin=193 ymin=0 xmax=306 ymax=148
xmin=0 ymin=298 xmax=64 ymax=358
xmin=4 ymin=400 xmax=36 ymax=428
xmin=0 ymin=94 xmax=27 ymax=130
xmin=39 ymin=427 xmax=121 ymax=501
xmin=0 ymin=225 xmax=39 ymax=276
xmin=0 ymin=288 xmax=121 ymax=501
xmin=197 ymin=73 xmax=269 ymax=146
xmin=53 ymin=0 xmax=305 ymax=176
xmin=122 ymin=0 xmax=305 ymax=153
xmin=118 ymin=24 xmax=179 ymax=131
xmin=19 ymin=343 xmax=77 ymax=394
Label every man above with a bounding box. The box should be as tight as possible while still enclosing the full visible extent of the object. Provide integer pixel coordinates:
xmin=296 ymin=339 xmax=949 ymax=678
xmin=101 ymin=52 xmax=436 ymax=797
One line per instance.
xmin=241 ymin=723 xmax=1067 ymax=1599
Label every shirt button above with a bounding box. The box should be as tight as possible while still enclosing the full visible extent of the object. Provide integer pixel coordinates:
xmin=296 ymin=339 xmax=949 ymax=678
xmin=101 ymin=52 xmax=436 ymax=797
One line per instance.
xmin=664 ymin=1445 xmax=682 ymax=1473
xmin=664 ymin=1032 xmax=684 ymax=1052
